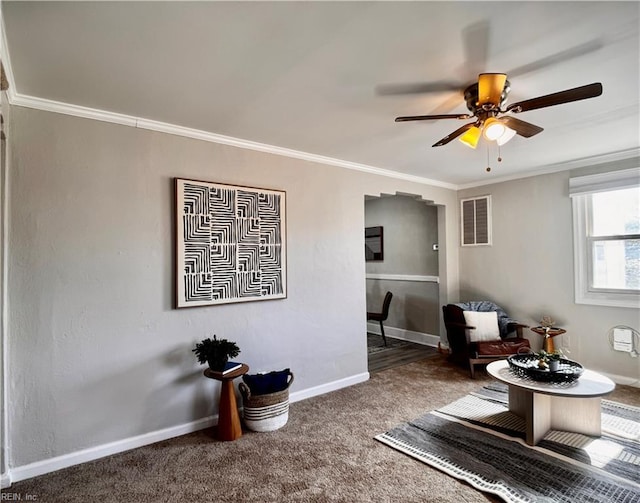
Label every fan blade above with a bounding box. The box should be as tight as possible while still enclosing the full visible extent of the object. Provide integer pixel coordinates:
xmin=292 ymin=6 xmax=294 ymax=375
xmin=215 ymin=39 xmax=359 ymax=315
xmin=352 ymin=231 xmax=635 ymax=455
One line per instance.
xmin=395 ymin=113 xmax=471 ymax=122
xmin=428 ymin=92 xmax=469 ymax=115
xmin=478 ymin=73 xmax=507 ymax=106
xmin=507 ymin=40 xmax=603 ymax=79
xmin=378 ymin=20 xmax=490 ymax=98
xmin=432 ymin=123 xmax=475 ymax=147
xmin=499 ymin=116 xmax=544 ymax=138
xmin=506 ymin=83 xmax=603 ymax=113
xmin=462 ymin=20 xmax=490 ymax=78
xmin=377 ymin=81 xmax=462 ymax=96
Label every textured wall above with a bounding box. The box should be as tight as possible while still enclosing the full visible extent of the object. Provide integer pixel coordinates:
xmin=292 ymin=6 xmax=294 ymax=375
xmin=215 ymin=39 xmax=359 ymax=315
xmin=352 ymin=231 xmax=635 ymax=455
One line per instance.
xmin=0 ymin=90 xmax=9 ymax=480
xmin=6 ymin=106 xmax=458 ymax=468
xmin=458 ymin=165 xmax=640 ymax=384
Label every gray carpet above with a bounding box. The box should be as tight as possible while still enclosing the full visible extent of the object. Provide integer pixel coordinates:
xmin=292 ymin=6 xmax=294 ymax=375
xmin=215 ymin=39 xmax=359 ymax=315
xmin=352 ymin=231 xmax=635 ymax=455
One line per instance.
xmin=3 ymin=355 xmax=639 ymax=503
xmin=377 ymin=385 xmax=640 ymax=503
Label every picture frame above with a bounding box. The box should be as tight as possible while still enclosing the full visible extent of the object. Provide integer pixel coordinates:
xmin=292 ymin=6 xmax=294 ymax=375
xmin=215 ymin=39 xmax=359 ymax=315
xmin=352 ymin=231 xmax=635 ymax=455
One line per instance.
xmin=175 ymin=178 xmax=287 ymax=308
xmin=365 ymin=226 xmax=384 ymax=261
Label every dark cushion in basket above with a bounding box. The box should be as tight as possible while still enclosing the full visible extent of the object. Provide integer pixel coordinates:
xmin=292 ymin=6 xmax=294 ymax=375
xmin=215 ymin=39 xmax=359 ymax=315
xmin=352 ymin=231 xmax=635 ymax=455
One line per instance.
xmin=242 ymin=368 xmax=291 ymax=395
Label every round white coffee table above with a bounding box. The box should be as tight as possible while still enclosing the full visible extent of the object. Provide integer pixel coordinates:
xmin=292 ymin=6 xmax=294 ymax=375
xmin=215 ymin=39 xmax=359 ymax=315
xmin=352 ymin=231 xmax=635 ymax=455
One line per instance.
xmin=487 ymin=360 xmax=615 ymax=446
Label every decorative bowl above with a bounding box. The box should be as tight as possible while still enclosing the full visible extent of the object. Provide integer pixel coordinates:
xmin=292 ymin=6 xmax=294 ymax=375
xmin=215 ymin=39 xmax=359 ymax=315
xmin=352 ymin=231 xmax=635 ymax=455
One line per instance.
xmin=507 ymin=354 xmax=584 ymax=383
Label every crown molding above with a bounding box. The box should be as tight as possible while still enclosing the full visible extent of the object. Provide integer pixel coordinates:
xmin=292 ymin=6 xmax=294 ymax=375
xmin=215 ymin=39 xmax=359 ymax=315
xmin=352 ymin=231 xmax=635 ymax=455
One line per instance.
xmin=10 ymin=93 xmax=138 ymax=127
xmin=6 ymin=91 xmax=458 ymax=190
xmin=456 ymin=148 xmax=640 ymax=190
xmin=135 ymin=117 xmax=457 ymax=189
xmin=10 ymin=89 xmax=634 ymax=193
xmin=2 ymin=4 xmax=633 ymax=196
xmin=1 ymin=9 xmax=453 ymax=190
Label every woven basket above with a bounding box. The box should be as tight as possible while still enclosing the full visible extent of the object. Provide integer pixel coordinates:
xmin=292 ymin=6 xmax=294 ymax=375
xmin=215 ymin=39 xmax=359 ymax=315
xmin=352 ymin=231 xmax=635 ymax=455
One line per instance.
xmin=239 ymin=372 xmax=294 ymax=432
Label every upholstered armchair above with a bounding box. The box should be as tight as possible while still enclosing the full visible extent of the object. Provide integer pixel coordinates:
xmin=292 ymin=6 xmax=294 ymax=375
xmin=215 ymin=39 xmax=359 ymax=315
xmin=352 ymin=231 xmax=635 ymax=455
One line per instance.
xmin=442 ymin=301 xmax=530 ymax=378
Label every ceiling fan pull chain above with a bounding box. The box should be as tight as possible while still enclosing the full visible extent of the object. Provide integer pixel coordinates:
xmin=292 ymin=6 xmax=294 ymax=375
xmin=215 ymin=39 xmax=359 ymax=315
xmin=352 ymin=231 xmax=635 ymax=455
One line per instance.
xmin=486 ymin=144 xmax=491 ymax=172
xmin=497 ymin=144 xmax=503 ymax=163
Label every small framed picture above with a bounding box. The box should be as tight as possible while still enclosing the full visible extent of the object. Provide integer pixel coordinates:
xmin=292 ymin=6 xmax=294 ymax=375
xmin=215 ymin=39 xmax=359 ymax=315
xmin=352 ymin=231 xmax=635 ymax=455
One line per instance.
xmin=365 ymin=226 xmax=384 ymax=261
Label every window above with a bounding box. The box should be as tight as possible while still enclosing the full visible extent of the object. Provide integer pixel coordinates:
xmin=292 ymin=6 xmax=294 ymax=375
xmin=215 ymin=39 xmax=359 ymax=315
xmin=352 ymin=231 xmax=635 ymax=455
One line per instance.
xmin=461 ymin=195 xmax=491 ymax=246
xmin=570 ymin=168 xmax=640 ymax=308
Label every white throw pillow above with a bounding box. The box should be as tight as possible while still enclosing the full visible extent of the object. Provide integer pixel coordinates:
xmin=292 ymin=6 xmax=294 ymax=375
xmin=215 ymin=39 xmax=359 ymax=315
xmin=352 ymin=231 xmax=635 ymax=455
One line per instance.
xmin=463 ymin=311 xmax=501 ymax=342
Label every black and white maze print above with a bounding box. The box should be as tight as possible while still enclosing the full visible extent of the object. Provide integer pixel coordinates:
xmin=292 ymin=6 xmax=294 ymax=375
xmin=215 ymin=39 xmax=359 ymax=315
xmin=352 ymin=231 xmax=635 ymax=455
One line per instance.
xmin=180 ymin=182 xmax=284 ymax=305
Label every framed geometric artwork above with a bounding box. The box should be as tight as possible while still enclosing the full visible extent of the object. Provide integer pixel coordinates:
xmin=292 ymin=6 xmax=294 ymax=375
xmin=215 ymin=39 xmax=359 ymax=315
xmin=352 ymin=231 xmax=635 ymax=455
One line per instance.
xmin=175 ymin=178 xmax=287 ymax=308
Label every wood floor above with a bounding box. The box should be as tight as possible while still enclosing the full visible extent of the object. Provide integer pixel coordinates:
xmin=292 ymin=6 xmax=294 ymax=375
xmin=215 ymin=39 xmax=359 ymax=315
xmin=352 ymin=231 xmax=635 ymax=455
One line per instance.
xmin=367 ymin=333 xmax=439 ymax=373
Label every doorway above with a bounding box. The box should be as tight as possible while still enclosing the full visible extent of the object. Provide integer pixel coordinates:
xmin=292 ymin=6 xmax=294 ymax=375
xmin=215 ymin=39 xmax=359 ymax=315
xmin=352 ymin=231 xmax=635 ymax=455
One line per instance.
xmin=364 ymin=194 xmax=442 ymax=372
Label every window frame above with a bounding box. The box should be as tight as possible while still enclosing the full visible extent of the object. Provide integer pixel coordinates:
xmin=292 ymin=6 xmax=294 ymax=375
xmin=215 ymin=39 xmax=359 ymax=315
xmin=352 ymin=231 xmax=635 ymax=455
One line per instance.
xmin=570 ymin=168 xmax=640 ymax=309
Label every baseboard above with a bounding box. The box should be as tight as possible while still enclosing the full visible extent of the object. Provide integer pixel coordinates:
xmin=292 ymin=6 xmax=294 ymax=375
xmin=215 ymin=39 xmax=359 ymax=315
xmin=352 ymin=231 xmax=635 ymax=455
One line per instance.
xmin=3 ymin=371 xmax=369 ymax=486
xmin=600 ymin=372 xmax=640 ymax=388
xmin=8 ymin=415 xmax=218 ymax=485
xmin=1 ymin=472 xmax=11 ymax=489
xmin=367 ymin=323 xmax=441 ymax=348
xmin=289 ymin=372 xmax=369 ymax=403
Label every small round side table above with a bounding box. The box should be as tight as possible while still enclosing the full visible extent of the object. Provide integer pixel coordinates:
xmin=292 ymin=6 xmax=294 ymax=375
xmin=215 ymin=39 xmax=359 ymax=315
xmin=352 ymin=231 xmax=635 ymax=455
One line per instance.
xmin=204 ymin=363 xmax=249 ymax=441
xmin=530 ymin=327 xmax=566 ymax=353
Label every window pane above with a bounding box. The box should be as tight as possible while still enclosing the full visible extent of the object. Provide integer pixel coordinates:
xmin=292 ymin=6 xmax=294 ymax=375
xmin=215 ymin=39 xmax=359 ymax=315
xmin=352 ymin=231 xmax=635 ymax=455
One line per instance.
xmin=592 ymin=187 xmax=640 ymax=236
xmin=592 ymin=238 xmax=640 ymax=290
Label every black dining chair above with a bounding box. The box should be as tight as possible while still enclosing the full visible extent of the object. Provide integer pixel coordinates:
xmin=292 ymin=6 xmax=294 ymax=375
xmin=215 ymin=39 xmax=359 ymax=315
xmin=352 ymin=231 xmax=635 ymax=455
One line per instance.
xmin=367 ymin=291 xmax=393 ymax=346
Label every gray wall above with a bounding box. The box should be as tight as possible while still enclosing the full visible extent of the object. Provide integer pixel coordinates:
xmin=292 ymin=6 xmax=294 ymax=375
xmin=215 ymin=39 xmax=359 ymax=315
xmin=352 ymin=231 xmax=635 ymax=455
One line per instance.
xmin=5 ymin=106 xmax=459 ymax=470
xmin=458 ymin=163 xmax=640 ymax=384
xmin=365 ymin=195 xmax=439 ymax=276
xmin=5 ymin=104 xmax=637 ymax=479
xmin=0 ymin=90 xmax=8 ymax=479
xmin=365 ymin=195 xmax=440 ymax=337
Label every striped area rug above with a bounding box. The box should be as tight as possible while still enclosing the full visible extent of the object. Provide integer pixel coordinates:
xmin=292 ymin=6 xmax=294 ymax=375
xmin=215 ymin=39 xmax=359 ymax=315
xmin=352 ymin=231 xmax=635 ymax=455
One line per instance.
xmin=376 ymin=385 xmax=640 ymax=503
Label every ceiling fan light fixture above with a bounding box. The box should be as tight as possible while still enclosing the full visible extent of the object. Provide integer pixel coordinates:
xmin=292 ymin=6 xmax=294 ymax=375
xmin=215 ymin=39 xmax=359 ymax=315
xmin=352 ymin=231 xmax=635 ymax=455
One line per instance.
xmin=478 ymin=73 xmax=508 ymax=106
xmin=459 ymin=126 xmax=481 ymax=149
xmin=496 ymin=126 xmax=517 ymax=146
xmin=483 ymin=117 xmax=506 ymax=141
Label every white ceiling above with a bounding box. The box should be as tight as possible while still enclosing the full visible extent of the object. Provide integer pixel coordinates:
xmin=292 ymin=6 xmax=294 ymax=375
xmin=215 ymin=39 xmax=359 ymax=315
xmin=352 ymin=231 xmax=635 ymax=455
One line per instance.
xmin=2 ymin=1 xmax=639 ymax=187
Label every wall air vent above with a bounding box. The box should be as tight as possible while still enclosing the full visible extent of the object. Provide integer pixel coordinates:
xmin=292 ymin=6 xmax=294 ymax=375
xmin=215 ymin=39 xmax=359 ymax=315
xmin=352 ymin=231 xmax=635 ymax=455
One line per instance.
xmin=461 ymin=195 xmax=491 ymax=246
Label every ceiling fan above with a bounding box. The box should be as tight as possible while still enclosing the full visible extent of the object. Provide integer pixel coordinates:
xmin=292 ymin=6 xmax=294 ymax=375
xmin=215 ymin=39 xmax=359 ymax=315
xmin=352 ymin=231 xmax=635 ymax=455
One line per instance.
xmin=395 ymin=73 xmax=603 ymax=148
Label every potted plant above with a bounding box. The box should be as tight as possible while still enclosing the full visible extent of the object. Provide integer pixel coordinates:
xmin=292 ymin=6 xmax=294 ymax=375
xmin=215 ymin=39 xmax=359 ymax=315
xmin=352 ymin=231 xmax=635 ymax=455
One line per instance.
xmin=536 ymin=349 xmax=564 ymax=371
xmin=192 ymin=335 xmax=240 ymax=371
